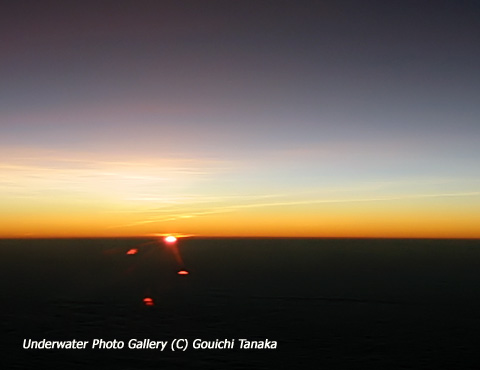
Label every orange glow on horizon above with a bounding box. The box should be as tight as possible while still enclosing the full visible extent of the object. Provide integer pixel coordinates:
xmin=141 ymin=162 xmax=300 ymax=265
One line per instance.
xmin=1 ymin=195 xmax=479 ymax=239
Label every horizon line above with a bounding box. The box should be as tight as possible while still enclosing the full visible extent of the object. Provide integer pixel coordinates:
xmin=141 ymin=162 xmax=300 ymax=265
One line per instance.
xmin=1 ymin=235 xmax=479 ymax=241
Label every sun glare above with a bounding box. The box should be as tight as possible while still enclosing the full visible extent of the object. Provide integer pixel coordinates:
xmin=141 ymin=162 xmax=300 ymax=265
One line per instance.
xmin=164 ymin=235 xmax=177 ymax=243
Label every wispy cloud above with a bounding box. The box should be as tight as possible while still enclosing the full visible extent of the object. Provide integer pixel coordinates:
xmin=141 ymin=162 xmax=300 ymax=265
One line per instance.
xmin=0 ymin=149 xmax=229 ymax=202
xmin=109 ymin=190 xmax=480 ymax=229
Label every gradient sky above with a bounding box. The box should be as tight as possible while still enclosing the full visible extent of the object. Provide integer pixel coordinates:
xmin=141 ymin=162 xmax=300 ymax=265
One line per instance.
xmin=1 ymin=0 xmax=479 ymax=238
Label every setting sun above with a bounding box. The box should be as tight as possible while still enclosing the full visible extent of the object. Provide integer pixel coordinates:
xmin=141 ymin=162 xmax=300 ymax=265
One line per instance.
xmin=164 ymin=236 xmax=177 ymax=243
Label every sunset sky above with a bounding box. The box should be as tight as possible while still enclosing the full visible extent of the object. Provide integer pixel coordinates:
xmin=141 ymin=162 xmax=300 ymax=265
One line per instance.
xmin=1 ymin=0 xmax=479 ymax=238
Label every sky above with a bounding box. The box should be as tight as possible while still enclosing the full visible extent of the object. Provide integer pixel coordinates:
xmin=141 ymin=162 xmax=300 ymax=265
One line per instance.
xmin=1 ymin=0 xmax=479 ymax=238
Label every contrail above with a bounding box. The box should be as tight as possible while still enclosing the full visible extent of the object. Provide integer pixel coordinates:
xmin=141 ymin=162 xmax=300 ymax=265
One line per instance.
xmin=110 ymin=191 xmax=480 ymax=228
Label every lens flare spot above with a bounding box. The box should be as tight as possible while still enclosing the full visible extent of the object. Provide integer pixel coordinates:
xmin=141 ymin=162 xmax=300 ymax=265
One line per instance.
xmin=165 ymin=236 xmax=177 ymax=243
xmin=177 ymin=270 xmax=189 ymax=275
xmin=126 ymin=248 xmax=138 ymax=255
xmin=143 ymin=297 xmax=154 ymax=306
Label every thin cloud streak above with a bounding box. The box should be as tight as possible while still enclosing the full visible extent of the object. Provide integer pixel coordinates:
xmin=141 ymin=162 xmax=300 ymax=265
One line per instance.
xmin=0 ymin=152 xmax=230 ymax=201
xmin=110 ymin=191 xmax=480 ymax=229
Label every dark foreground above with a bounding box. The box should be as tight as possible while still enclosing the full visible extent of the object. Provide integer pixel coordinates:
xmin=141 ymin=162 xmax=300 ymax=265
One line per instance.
xmin=1 ymin=238 xmax=480 ymax=369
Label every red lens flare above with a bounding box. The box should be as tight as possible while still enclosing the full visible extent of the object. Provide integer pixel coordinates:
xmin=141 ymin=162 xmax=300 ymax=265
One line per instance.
xmin=177 ymin=270 xmax=189 ymax=275
xmin=143 ymin=297 xmax=154 ymax=306
xmin=126 ymin=248 xmax=138 ymax=255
